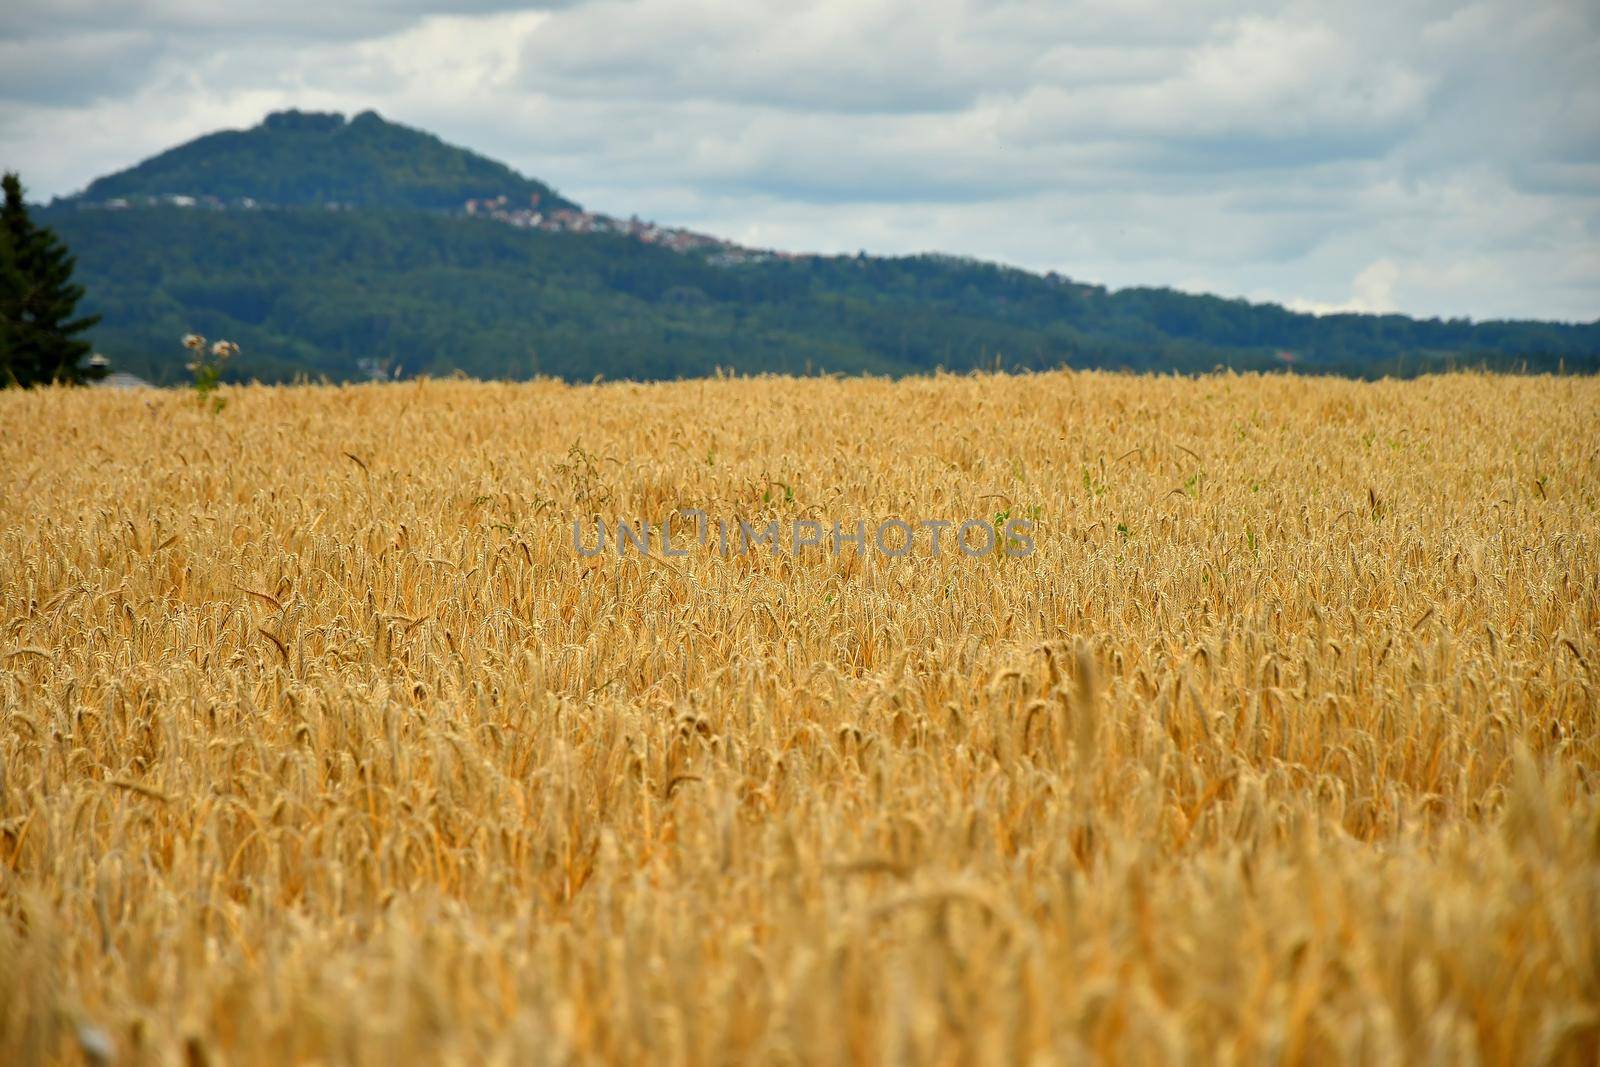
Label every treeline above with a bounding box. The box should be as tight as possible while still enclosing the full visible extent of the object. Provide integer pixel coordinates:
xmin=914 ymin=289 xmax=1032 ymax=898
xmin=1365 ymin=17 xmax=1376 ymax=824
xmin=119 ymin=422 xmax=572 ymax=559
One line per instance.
xmin=43 ymin=203 xmax=1600 ymax=385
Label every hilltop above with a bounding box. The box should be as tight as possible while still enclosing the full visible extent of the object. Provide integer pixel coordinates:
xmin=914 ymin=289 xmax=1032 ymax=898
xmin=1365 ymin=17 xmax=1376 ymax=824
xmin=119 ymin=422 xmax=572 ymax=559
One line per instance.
xmin=34 ymin=111 xmax=1600 ymax=383
xmin=68 ymin=109 xmax=578 ymax=214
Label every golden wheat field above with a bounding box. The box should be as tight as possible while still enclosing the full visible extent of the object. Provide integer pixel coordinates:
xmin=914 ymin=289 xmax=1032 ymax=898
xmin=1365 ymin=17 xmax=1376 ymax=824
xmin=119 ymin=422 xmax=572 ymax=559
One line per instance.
xmin=1 ymin=370 xmax=1597 ymax=1066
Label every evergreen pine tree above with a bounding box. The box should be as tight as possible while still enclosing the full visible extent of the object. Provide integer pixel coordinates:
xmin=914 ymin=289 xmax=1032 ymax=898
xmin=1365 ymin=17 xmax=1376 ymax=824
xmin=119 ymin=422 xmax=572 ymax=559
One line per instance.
xmin=1 ymin=172 xmax=104 ymax=387
xmin=0 ymin=229 xmax=24 ymax=383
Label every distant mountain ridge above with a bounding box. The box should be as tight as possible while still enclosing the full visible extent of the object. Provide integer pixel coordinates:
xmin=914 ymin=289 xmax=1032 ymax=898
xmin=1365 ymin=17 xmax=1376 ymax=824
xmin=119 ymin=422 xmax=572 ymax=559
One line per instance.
xmin=69 ymin=109 xmax=578 ymax=214
xmin=33 ymin=110 xmax=1600 ymax=384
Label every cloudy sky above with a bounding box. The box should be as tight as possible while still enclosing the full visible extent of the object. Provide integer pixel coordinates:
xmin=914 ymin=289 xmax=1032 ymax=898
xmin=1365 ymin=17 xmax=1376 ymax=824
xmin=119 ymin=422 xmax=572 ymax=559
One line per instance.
xmin=2 ymin=0 xmax=1596 ymax=321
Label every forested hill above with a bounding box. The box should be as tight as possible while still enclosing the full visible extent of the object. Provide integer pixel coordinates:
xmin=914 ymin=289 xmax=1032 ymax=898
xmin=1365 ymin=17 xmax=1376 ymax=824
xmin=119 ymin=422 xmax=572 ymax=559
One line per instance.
xmin=67 ymin=110 xmax=578 ymax=214
xmin=36 ymin=111 xmax=1600 ymax=384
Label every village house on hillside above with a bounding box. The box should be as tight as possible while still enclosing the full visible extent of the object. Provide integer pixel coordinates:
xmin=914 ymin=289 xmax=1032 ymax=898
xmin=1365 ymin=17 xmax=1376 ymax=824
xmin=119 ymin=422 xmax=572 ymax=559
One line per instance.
xmin=461 ymin=194 xmax=787 ymax=260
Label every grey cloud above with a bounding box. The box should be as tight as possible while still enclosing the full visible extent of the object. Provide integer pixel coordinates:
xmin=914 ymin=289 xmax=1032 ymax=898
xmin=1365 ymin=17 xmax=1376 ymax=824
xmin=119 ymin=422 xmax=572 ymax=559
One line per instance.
xmin=0 ymin=30 xmax=169 ymax=106
xmin=0 ymin=2 xmax=575 ymax=110
xmin=515 ymin=0 xmax=1036 ymax=115
xmin=0 ymin=1 xmax=571 ymax=42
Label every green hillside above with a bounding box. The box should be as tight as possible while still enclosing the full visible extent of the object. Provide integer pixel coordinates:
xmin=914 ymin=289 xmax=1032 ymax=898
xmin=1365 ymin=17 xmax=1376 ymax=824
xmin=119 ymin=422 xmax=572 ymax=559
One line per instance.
xmin=32 ymin=110 xmax=1600 ymax=384
xmin=43 ymin=204 xmax=1600 ymax=385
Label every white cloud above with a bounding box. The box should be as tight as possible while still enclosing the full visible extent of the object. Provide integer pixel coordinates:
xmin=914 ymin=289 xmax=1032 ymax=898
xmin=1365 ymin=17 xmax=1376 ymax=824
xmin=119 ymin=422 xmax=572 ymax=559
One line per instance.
xmin=1287 ymin=259 xmax=1400 ymax=316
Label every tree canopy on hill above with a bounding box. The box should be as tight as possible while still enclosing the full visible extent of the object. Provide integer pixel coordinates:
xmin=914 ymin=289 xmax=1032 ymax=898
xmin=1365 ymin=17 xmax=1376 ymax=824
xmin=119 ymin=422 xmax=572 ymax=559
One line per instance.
xmin=42 ymin=204 xmax=1600 ymax=385
xmin=71 ymin=110 xmax=579 ymax=214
